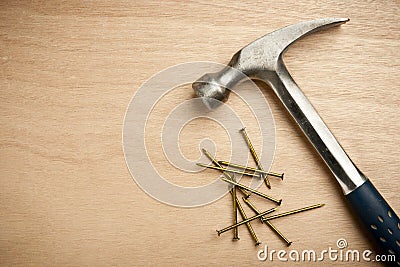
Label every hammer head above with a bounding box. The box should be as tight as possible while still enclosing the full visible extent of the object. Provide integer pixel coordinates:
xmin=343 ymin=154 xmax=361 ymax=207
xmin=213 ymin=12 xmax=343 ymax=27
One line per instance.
xmin=192 ymin=18 xmax=349 ymax=107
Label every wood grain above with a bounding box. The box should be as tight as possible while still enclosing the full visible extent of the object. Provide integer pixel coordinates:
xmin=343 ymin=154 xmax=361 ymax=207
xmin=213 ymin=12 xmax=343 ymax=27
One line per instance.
xmin=0 ymin=1 xmax=399 ymax=266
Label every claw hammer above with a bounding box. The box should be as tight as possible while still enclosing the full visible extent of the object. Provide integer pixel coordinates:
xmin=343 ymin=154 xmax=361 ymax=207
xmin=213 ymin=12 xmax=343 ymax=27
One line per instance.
xmin=192 ymin=18 xmax=399 ymax=259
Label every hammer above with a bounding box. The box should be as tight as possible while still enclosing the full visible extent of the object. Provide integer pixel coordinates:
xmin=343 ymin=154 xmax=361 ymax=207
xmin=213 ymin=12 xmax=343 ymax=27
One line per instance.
xmin=192 ymin=18 xmax=399 ymax=259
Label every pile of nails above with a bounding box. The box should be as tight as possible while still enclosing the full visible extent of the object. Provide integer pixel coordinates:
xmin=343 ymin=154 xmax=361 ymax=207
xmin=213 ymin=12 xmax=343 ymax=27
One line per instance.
xmin=197 ymin=127 xmax=324 ymax=246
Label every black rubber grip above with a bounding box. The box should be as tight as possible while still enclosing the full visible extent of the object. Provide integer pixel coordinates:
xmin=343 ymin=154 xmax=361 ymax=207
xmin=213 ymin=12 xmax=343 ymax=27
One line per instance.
xmin=346 ymin=180 xmax=400 ymax=264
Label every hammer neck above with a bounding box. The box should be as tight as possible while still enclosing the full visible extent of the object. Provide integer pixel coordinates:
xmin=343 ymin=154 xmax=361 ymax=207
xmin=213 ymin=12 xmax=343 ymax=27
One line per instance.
xmin=215 ymin=65 xmax=247 ymax=89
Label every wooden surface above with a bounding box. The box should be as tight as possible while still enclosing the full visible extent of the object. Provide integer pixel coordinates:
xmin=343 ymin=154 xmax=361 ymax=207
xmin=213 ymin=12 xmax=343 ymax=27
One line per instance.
xmin=1 ymin=1 xmax=399 ymax=266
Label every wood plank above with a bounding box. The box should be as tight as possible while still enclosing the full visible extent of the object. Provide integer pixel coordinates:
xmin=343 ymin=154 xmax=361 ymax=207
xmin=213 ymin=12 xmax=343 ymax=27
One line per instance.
xmin=1 ymin=1 xmax=399 ymax=265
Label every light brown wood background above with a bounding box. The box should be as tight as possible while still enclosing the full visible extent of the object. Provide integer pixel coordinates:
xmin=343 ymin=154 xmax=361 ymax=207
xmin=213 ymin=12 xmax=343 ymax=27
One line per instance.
xmin=1 ymin=1 xmax=399 ymax=266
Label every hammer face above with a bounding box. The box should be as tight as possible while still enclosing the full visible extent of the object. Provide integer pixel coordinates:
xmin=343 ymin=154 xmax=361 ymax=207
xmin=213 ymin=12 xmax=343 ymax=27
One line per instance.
xmin=192 ymin=73 xmax=229 ymax=109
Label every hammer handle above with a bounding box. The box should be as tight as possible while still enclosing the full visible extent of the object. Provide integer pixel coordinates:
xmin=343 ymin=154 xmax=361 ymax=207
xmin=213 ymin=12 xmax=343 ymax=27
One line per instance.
xmin=273 ymin=59 xmax=400 ymax=261
xmin=346 ymin=180 xmax=400 ymax=261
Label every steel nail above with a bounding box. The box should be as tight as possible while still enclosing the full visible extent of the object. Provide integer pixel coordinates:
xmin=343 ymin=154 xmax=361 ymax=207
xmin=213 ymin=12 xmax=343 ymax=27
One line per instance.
xmin=232 ymin=184 xmax=239 ymax=240
xmin=243 ymin=197 xmax=292 ymax=246
xmin=201 ymin=148 xmax=239 ymax=239
xmin=234 ymin=194 xmax=261 ymax=246
xmin=261 ymin=204 xmax=325 ymax=222
xmin=218 ymin=160 xmax=284 ymax=180
xmin=239 ymin=128 xmax=271 ymax=188
xmin=220 ymin=177 xmax=282 ymax=205
xmin=196 ymin=163 xmax=262 ymax=178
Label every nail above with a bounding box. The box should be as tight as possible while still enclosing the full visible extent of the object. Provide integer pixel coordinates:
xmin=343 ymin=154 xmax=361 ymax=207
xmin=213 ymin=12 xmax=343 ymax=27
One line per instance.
xmin=217 ymin=207 xmax=277 ymax=236
xmin=239 ymin=128 xmax=271 ymax=188
xmin=220 ymin=177 xmax=282 ymax=205
xmin=201 ymin=148 xmax=250 ymax=198
xmin=265 ymin=220 xmax=292 ymax=246
xmin=234 ymin=194 xmax=261 ymax=246
xmin=232 ymin=184 xmax=239 ymax=240
xmin=201 ymin=149 xmax=233 ymax=180
xmin=238 ymin=186 xmax=251 ymax=199
xmin=218 ymin=161 xmax=284 ymax=180
xmin=261 ymin=204 xmax=325 ymax=222
xmin=243 ymin=197 xmax=292 ymax=246
xmin=201 ymin=148 xmax=240 ymax=239
xmin=196 ymin=163 xmax=262 ymax=178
